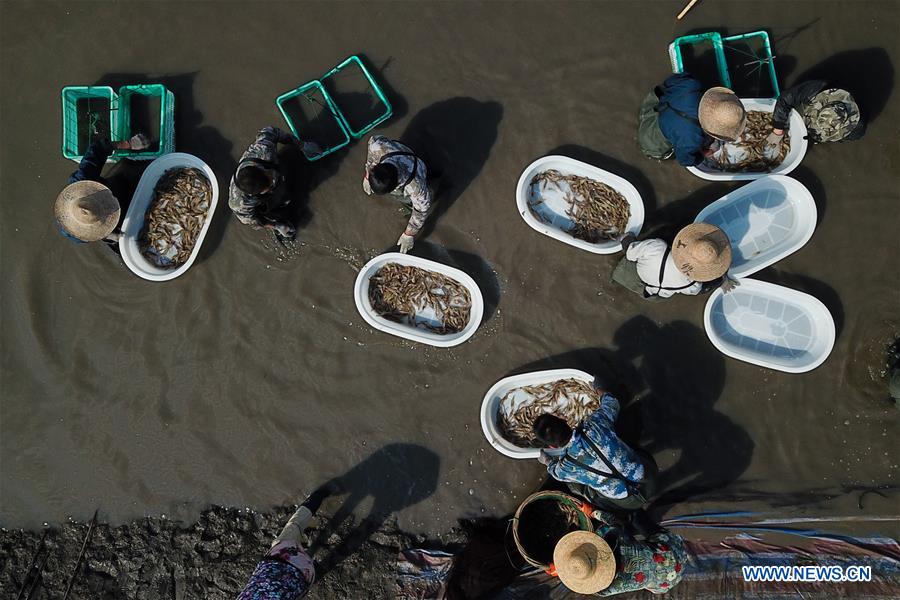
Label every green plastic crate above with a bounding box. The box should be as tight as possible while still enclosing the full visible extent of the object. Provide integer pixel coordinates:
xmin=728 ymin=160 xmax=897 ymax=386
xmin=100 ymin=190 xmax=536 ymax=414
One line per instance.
xmin=668 ymin=31 xmax=780 ymax=98
xmin=321 ymin=55 xmax=393 ymax=138
xmin=276 ymin=81 xmax=351 ymax=161
xmin=668 ymin=32 xmax=731 ymax=88
xmin=115 ymin=84 xmax=175 ymax=160
xmin=60 ymin=86 xmax=120 ymax=162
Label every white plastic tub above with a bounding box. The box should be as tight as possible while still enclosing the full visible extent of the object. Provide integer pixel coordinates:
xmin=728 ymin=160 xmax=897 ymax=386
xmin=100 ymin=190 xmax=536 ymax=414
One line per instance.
xmin=687 ymin=98 xmax=808 ymax=181
xmin=354 ymin=252 xmax=484 ymax=347
xmin=516 ymin=155 xmax=644 ymax=254
xmin=695 ymin=175 xmax=817 ymax=278
xmin=704 ymin=278 xmax=835 ymax=373
xmin=480 ymin=368 xmax=594 ymax=459
xmin=120 ymin=153 xmax=219 ymax=282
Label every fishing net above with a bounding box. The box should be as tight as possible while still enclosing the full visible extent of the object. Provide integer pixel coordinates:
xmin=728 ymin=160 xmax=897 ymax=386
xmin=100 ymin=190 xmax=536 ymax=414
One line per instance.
xmin=705 ymin=110 xmax=791 ymax=172
xmin=368 ymin=263 xmax=472 ymax=334
xmin=527 ymin=170 xmax=631 ymax=243
xmin=497 ymin=379 xmax=603 ymax=447
xmin=139 ymin=168 xmax=212 ymax=268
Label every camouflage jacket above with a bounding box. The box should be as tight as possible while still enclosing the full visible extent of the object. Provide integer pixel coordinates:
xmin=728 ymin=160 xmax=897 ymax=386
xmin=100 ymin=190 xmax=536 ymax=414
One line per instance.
xmin=362 ymin=135 xmax=433 ymax=235
xmin=228 ymin=127 xmax=294 ymax=227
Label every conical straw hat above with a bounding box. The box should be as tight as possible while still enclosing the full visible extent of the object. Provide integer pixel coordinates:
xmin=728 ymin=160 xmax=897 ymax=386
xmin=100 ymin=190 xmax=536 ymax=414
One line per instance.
xmin=699 ymin=87 xmax=746 ymax=141
xmin=553 ymin=531 xmax=616 ymax=594
xmin=672 ymin=223 xmax=732 ymax=282
xmin=54 ymin=180 xmax=120 ymax=242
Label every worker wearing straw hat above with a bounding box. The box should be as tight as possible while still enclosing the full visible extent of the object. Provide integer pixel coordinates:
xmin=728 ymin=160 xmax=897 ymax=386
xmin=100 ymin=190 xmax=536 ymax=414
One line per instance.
xmin=638 ymin=73 xmax=746 ymax=166
xmin=553 ymin=524 xmax=687 ymax=596
xmin=614 ymin=223 xmax=739 ymax=299
xmin=55 ymin=133 xmax=149 ymax=250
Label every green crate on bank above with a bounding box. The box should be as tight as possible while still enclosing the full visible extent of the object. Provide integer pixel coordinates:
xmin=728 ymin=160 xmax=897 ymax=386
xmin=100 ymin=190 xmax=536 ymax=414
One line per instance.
xmin=60 ymin=86 xmax=120 ymax=162
xmin=116 ymin=84 xmax=175 ymax=160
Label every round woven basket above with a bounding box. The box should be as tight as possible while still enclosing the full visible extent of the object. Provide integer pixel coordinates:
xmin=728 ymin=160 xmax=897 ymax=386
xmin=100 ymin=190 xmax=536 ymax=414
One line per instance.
xmin=512 ymin=491 xmax=593 ymax=569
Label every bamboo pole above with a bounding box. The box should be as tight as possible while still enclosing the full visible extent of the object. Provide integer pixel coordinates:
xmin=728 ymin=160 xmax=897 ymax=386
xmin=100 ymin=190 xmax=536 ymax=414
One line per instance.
xmin=677 ymin=0 xmax=701 ymax=20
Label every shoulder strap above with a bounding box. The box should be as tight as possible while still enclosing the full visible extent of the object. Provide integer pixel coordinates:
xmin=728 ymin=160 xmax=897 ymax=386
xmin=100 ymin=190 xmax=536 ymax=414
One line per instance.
xmin=645 ymin=246 xmax=697 ymax=296
xmin=378 ymin=151 xmax=419 ymax=190
xmin=655 ymin=88 xmax=702 ymax=125
xmin=574 ymin=424 xmax=635 ymax=484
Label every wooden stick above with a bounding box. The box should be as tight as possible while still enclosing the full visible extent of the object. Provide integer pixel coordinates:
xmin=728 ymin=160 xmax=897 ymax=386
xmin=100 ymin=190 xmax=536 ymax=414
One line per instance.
xmin=677 ymin=0 xmax=701 ymax=20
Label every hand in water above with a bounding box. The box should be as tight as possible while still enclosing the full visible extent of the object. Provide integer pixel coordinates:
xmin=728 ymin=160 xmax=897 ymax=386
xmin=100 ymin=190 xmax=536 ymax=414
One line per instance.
xmin=720 ymin=275 xmax=741 ymax=294
xmin=128 ymin=134 xmax=151 ymax=151
xmin=273 ymin=222 xmax=296 ymax=239
xmin=301 ymin=141 xmax=321 ymax=159
xmin=397 ymin=233 xmax=415 ymax=254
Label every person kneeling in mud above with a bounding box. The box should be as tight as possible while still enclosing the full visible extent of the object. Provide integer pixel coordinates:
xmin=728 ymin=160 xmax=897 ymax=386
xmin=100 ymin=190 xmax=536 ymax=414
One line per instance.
xmin=764 ymin=81 xmax=865 ymax=155
xmin=229 ymin=126 xmax=318 ymax=239
xmin=362 ymin=135 xmax=434 ymax=254
xmin=552 ymin=513 xmax=687 ymax=596
xmin=637 ymin=73 xmax=747 ymax=166
xmin=237 ymin=484 xmax=336 ymax=599
xmin=534 ymin=378 xmax=658 ymax=512
xmin=614 ymin=223 xmax=738 ymax=299
xmin=54 ymin=132 xmax=150 ymax=253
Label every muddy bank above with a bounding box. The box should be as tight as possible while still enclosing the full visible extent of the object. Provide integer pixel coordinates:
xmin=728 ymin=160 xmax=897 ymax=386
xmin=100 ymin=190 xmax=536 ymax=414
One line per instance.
xmin=0 ymin=505 xmax=466 ymax=600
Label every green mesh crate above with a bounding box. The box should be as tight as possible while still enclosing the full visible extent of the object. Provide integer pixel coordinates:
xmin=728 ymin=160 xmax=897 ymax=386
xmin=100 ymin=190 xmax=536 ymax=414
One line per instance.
xmin=60 ymin=86 xmax=120 ymax=162
xmin=276 ymin=80 xmax=350 ymax=161
xmin=321 ymin=55 xmax=393 ymax=138
xmin=667 ymin=32 xmax=731 ymax=88
xmin=115 ymin=84 xmax=175 ymax=160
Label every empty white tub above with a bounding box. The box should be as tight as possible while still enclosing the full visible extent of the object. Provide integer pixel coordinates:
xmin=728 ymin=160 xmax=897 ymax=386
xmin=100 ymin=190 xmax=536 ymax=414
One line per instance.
xmin=120 ymin=153 xmax=219 ymax=282
xmin=480 ymin=368 xmax=594 ymax=459
xmin=354 ymin=252 xmax=484 ymax=347
xmin=688 ymin=98 xmax=808 ymax=181
xmin=516 ymin=155 xmax=644 ymax=254
xmin=704 ymin=278 xmax=836 ymax=373
xmin=695 ymin=175 xmax=817 ymax=278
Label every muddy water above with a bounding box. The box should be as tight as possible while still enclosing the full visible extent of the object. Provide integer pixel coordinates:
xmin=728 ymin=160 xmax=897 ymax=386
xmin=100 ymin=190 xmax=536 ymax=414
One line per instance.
xmin=1 ymin=1 xmax=898 ymax=536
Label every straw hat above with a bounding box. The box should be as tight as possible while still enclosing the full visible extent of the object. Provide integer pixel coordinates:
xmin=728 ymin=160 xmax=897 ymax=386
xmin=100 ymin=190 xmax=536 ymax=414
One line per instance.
xmin=553 ymin=531 xmax=616 ymax=594
xmin=54 ymin=181 xmax=120 ymax=242
xmin=672 ymin=223 xmax=732 ymax=282
xmin=698 ymin=87 xmax=746 ymax=141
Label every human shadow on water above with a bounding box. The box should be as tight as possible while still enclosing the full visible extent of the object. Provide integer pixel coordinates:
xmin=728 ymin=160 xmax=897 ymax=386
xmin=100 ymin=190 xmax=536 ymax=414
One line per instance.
xmin=310 ymin=443 xmax=439 ymax=578
xmin=399 ymin=97 xmax=503 ymax=237
xmin=94 ymin=72 xmax=236 ymax=262
xmin=507 ymin=316 xmax=754 ymax=516
xmin=413 ymin=240 xmax=502 ymax=323
xmin=790 ymin=47 xmax=894 ymax=125
xmin=545 ymin=145 xmax=658 ymax=213
xmin=755 ymin=269 xmax=845 ymax=339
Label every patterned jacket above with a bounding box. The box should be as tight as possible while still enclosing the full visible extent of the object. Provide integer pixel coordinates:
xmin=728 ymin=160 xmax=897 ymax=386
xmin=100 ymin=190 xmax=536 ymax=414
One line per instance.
xmin=237 ymin=541 xmax=314 ymax=600
xmin=228 ymin=127 xmax=294 ymax=227
xmin=546 ymin=394 xmax=645 ymax=500
xmin=598 ymin=529 xmax=687 ymax=595
xmin=363 ymin=135 xmax=433 ymax=235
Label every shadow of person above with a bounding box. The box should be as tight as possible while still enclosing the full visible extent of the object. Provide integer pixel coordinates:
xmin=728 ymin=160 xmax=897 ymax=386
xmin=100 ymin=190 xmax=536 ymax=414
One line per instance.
xmin=93 ymin=72 xmax=236 ymax=262
xmin=310 ymin=443 xmax=439 ymax=578
xmin=399 ymin=97 xmax=503 ymax=237
xmin=641 ymin=183 xmax=735 ymax=242
xmin=545 ymin=145 xmax=658 ymax=213
xmin=611 ymin=317 xmax=754 ymax=515
xmin=412 ymin=240 xmax=502 ymax=322
xmin=789 ymin=47 xmax=894 ymax=124
xmin=754 ymin=269 xmax=845 ymax=338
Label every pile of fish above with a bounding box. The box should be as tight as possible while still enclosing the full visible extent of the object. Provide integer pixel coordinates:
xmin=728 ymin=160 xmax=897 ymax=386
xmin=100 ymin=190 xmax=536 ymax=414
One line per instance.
xmin=140 ymin=167 xmax=211 ymax=268
xmin=497 ymin=378 xmax=602 ymax=447
xmin=706 ymin=110 xmax=792 ymax=172
xmin=368 ymin=263 xmax=472 ymax=335
xmin=527 ymin=170 xmax=630 ymax=243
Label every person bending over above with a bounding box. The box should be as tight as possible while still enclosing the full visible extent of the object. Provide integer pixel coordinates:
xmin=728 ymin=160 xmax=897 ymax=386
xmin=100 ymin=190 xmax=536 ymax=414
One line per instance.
xmin=765 ymin=80 xmax=864 ymax=155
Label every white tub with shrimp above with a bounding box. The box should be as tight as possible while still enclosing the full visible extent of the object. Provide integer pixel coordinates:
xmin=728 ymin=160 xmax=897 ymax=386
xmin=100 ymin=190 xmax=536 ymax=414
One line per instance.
xmin=354 ymin=252 xmax=484 ymax=347
xmin=687 ymin=98 xmax=808 ymax=181
xmin=695 ymin=175 xmax=817 ymax=278
xmin=480 ymin=368 xmax=594 ymax=459
xmin=516 ymin=155 xmax=644 ymax=254
xmin=120 ymin=153 xmax=219 ymax=282
xmin=704 ymin=278 xmax=835 ymax=373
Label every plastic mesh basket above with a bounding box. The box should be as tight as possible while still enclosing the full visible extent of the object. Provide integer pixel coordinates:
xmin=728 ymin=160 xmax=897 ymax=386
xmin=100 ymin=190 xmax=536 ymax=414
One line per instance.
xmin=116 ymin=84 xmax=175 ymax=160
xmin=321 ymin=55 xmax=393 ymax=138
xmin=60 ymin=86 xmax=119 ymax=162
xmin=722 ymin=31 xmax=780 ymax=98
xmin=668 ymin=32 xmax=731 ymax=88
xmin=276 ymin=81 xmax=350 ymax=161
